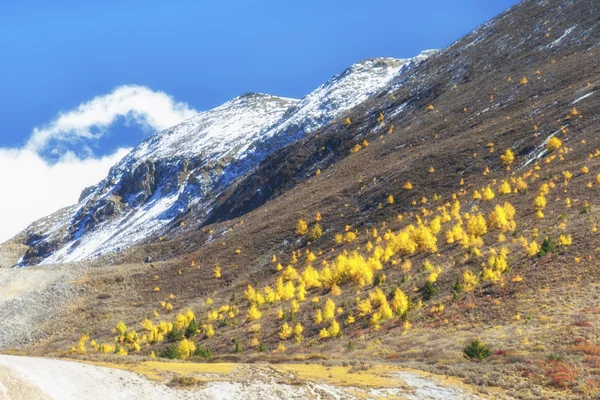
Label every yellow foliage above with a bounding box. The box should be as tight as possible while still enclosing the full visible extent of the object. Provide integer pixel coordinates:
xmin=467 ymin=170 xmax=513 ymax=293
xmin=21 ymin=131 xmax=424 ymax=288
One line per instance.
xmin=330 ymin=284 xmax=342 ymax=296
xmin=314 ymin=309 xmax=323 ymax=324
xmin=533 ymin=195 xmax=547 ymax=209
xmin=343 ymin=231 xmax=357 ymax=243
xmin=302 ymin=266 xmax=321 ymax=289
xmin=557 ymin=234 xmax=572 ymax=246
xmin=368 ymin=288 xmax=387 ymax=308
xmin=176 ymin=338 xmax=196 ymax=360
xmin=482 ymin=186 xmax=495 ymax=201
xmin=115 ymin=321 xmax=127 ymax=336
xmin=296 ymin=280 xmax=307 ymax=301
xmin=98 ymin=344 xmax=115 ymax=354
xmin=356 ymin=298 xmax=373 ymax=317
xmin=283 ymin=265 xmax=299 ymax=281
xmin=462 ymin=269 xmax=479 ymax=291
xmin=205 ymin=324 xmax=215 ymax=337
xmin=323 ymin=298 xmax=336 ymax=321
xmin=279 ymin=322 xmax=293 ymax=340
xmin=516 ymin=179 xmax=528 ymax=192
xmin=536 ymin=210 xmax=544 ymax=219
xmin=391 ymin=288 xmax=409 ymax=316
xmin=499 ymin=180 xmax=512 ymax=194
xmin=263 ymin=286 xmax=276 ymax=304
xmin=467 ymin=213 xmax=488 ymax=237
xmin=296 ymin=219 xmax=309 ymax=235
xmin=327 ymin=319 xmax=341 ymax=338
xmin=293 ymin=323 xmax=304 ymax=338
xmin=281 ymin=280 xmax=295 ymax=301
xmin=308 ymin=223 xmax=323 ymax=241
xmin=290 ymin=299 xmax=300 ymax=314
xmin=175 ymin=314 xmax=187 ymax=330
xmin=207 ymin=310 xmax=218 ymax=321
xmin=319 ymin=327 xmax=330 ymax=339
xmin=488 ymin=202 xmax=516 ymax=232
xmin=247 ymin=304 xmax=262 ymax=321
xmin=249 ymin=337 xmax=260 ymax=348
xmin=500 ymin=149 xmax=515 ymax=166
xmin=546 ymin=137 xmax=562 ymax=152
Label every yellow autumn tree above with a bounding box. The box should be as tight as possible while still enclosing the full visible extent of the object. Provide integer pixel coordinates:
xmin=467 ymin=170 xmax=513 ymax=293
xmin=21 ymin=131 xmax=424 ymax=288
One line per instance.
xmin=308 ymin=223 xmax=323 ymax=241
xmin=302 ymin=266 xmax=321 ymax=288
xmin=247 ymin=304 xmax=262 ymax=321
xmin=296 ymin=219 xmax=308 ymax=235
xmin=500 ymin=149 xmax=515 ymax=166
xmin=391 ymin=288 xmax=409 ymax=316
xmin=466 ymin=213 xmax=488 ymax=237
xmin=546 ymin=137 xmax=562 ymax=152
xmin=279 ymin=322 xmax=293 ymax=340
xmin=462 ymin=269 xmax=479 ymax=291
xmin=176 ymin=338 xmax=196 ymax=360
xmin=488 ymin=202 xmax=516 ymax=232
xmin=482 ymin=186 xmax=495 ymax=201
xmin=323 ymin=298 xmax=336 ymax=321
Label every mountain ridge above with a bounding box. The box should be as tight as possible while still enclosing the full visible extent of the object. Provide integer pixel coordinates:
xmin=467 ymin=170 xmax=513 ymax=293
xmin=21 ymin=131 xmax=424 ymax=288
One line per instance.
xmin=3 ymin=52 xmax=435 ymax=266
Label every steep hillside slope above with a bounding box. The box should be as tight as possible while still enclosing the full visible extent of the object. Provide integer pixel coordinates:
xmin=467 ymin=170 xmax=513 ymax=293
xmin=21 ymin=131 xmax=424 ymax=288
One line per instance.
xmin=9 ymin=55 xmax=435 ymax=266
xmin=10 ymin=0 xmax=600 ymax=399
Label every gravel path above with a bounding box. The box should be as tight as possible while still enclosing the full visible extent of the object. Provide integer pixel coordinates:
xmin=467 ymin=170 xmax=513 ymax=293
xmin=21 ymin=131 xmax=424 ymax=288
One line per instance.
xmin=0 ymin=266 xmax=77 ymax=349
xmin=0 ymin=355 xmax=486 ymax=400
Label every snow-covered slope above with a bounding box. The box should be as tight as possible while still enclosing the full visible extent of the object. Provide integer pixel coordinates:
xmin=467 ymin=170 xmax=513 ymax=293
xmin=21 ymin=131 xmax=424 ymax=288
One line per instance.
xmin=16 ymin=51 xmax=435 ymax=265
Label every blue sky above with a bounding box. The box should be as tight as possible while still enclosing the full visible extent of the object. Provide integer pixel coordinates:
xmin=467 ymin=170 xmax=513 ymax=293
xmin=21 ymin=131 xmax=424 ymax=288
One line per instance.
xmin=0 ymin=0 xmax=519 ymax=241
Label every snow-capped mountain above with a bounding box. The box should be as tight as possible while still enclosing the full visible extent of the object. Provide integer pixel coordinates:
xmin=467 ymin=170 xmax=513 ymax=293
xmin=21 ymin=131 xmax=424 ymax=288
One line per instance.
xmin=15 ymin=51 xmax=435 ymax=265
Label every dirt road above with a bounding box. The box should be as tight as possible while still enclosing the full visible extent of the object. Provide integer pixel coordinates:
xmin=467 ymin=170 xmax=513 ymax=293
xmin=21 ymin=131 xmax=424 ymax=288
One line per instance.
xmin=0 ymin=355 xmax=485 ymax=400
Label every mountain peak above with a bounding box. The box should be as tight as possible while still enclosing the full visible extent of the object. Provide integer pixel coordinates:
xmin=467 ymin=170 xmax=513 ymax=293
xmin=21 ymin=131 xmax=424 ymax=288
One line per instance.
xmin=13 ymin=53 xmax=417 ymax=265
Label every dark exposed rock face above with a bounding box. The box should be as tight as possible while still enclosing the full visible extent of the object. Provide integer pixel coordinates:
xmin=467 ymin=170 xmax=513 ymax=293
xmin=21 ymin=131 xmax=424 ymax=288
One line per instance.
xmin=116 ymin=160 xmax=157 ymax=206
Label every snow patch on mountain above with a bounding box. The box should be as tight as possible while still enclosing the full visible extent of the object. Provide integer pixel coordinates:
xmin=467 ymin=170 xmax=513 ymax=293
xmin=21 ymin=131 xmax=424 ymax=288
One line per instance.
xmin=19 ymin=51 xmax=435 ymax=265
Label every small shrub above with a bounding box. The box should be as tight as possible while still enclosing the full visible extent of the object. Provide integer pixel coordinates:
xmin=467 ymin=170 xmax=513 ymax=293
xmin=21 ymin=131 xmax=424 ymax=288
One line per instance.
xmin=194 ymin=345 xmax=212 ymax=359
xmin=545 ymin=361 xmax=577 ymax=388
xmin=463 ymin=339 xmax=491 ymax=360
xmin=538 ymin=237 xmax=555 ymax=257
xmin=166 ymin=328 xmax=183 ymax=343
xmin=185 ymin=319 xmax=199 ymax=338
xmin=374 ymin=272 xmax=385 ymax=286
xmin=548 ymin=353 xmax=563 ymax=362
xmin=308 ymin=223 xmax=323 ymax=241
xmin=423 ymin=281 xmax=437 ymax=300
xmin=159 ymin=346 xmax=179 ymax=359
xmin=451 ymin=277 xmax=463 ymax=300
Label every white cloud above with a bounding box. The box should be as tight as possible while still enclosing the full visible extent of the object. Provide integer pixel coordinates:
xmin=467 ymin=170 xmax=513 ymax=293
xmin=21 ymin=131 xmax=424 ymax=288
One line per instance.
xmin=27 ymin=85 xmax=199 ymax=152
xmin=0 ymin=85 xmax=198 ymax=243
xmin=0 ymin=148 xmax=131 ymax=243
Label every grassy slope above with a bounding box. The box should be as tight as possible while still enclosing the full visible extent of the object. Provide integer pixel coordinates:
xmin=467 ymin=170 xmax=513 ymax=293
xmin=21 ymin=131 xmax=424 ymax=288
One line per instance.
xmin=22 ymin=1 xmax=600 ymax=398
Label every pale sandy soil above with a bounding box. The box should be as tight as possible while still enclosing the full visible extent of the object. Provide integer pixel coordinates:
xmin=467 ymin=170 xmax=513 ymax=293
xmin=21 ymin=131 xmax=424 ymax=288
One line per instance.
xmin=0 ymin=355 xmax=485 ymax=400
xmin=0 ymin=266 xmax=77 ymax=349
